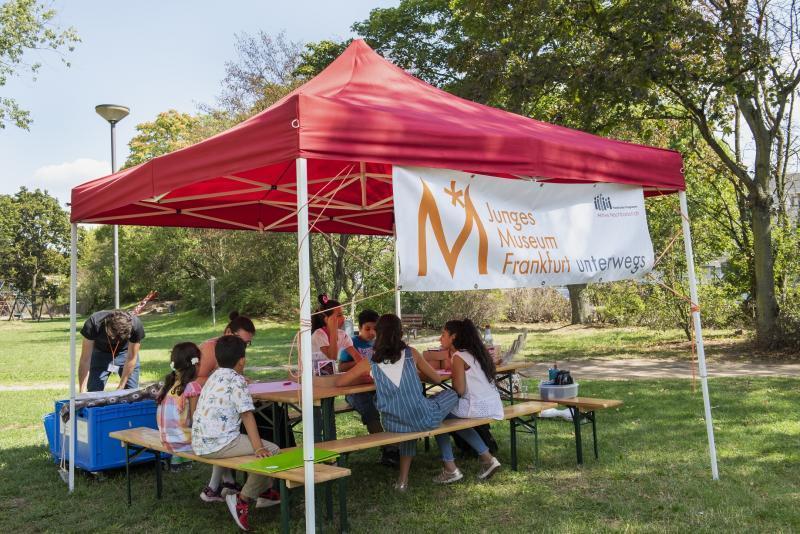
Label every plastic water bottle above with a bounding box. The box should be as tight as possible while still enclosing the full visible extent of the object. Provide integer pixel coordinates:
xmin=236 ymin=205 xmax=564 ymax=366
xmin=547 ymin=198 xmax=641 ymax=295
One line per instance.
xmin=548 ymin=363 xmax=559 ymax=382
xmin=483 ymin=325 xmax=493 ymax=346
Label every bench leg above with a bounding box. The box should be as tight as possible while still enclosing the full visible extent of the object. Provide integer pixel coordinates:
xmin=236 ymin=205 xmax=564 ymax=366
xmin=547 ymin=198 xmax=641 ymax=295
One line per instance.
xmin=570 ymin=407 xmax=583 ymax=465
xmin=315 ymin=483 xmax=324 ymax=533
xmin=279 ymin=480 xmax=290 ymax=534
xmin=125 ymin=443 xmax=132 ymax=506
xmin=155 ymin=449 xmax=162 ymax=499
xmin=533 ymin=417 xmax=539 ymax=465
xmin=338 ymin=476 xmax=348 ymax=533
xmin=510 ymin=418 xmax=518 ymax=471
xmin=590 ymin=411 xmax=599 ymax=459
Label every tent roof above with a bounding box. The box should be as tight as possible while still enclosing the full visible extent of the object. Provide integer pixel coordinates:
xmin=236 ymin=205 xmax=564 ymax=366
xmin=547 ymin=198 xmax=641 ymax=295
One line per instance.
xmin=70 ymin=40 xmax=684 ymax=234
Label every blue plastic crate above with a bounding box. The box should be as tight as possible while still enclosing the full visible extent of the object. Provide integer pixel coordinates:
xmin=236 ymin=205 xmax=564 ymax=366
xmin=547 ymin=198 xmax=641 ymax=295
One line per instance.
xmin=50 ymin=399 xmax=162 ymax=472
xmin=43 ymin=412 xmax=57 ymax=459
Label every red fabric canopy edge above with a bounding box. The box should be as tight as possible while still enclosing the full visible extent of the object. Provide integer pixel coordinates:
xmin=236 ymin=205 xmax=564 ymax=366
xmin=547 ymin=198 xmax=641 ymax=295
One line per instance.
xmin=70 ymin=40 xmax=684 ymax=229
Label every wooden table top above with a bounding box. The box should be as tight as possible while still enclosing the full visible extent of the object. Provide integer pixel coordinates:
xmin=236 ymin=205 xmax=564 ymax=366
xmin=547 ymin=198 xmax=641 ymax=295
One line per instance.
xmin=250 ymin=359 xmax=537 ymax=403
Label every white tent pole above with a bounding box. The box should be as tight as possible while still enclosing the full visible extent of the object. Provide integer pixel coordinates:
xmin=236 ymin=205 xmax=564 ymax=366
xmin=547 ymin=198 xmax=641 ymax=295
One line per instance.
xmin=69 ymin=223 xmax=78 ymax=492
xmin=393 ymin=229 xmax=401 ymax=318
xmin=295 ymin=157 xmax=317 ymax=532
xmin=679 ymin=191 xmax=719 ymax=480
xmin=113 ymin=224 xmax=120 ymax=308
xmin=112 ymin=120 xmax=120 ymax=310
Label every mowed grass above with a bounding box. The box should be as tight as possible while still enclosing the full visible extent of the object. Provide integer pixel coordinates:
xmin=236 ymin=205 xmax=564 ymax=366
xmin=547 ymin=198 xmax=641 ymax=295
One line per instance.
xmin=1 ymin=315 xmax=798 ymax=532
xmin=0 ymin=312 xmax=763 ymax=387
xmin=1 ymin=378 xmax=798 ymax=532
xmin=0 ymin=311 xmax=297 ymax=386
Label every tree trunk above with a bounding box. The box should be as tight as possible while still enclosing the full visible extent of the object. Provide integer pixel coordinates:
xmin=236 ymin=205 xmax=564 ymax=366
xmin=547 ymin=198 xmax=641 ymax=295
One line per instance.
xmin=567 ymin=283 xmax=591 ymax=324
xmin=308 ymin=234 xmax=324 ymax=298
xmin=751 ymin=192 xmax=780 ymax=347
xmin=331 ymin=234 xmax=350 ymax=301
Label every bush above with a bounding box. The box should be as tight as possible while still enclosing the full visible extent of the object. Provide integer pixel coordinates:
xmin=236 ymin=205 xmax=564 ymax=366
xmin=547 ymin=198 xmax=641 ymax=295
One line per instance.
xmin=778 ymin=286 xmax=800 ymax=350
xmin=401 ymin=290 xmax=507 ymax=329
xmin=505 ymin=288 xmax=570 ymax=323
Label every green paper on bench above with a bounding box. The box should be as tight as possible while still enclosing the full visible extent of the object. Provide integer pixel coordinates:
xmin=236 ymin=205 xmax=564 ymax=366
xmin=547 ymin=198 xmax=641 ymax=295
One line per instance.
xmin=239 ymin=448 xmax=339 ymax=474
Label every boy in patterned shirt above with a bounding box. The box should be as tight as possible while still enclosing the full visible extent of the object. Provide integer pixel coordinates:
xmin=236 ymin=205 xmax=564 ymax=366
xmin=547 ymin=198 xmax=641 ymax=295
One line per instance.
xmin=192 ymin=335 xmax=279 ymax=531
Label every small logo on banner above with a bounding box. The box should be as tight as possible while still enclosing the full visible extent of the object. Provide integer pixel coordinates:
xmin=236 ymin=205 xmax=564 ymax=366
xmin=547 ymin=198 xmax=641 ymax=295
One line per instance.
xmin=417 ymin=179 xmax=488 ymax=277
xmin=594 ymin=194 xmax=613 ymax=211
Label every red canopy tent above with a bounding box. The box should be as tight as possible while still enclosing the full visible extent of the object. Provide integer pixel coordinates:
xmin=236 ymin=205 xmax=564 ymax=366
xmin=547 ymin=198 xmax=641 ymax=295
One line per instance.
xmin=66 ymin=41 xmax=717 ymax=529
xmin=70 ymin=39 xmax=684 ymax=231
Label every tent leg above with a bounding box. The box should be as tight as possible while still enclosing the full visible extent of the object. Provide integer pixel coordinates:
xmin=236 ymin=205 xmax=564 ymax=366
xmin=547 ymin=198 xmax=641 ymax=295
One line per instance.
xmin=679 ymin=191 xmax=720 ymax=480
xmin=393 ymin=229 xmax=401 ymax=318
xmin=69 ymin=223 xmax=78 ymax=492
xmin=296 ymin=157 xmax=317 ymax=532
xmin=114 ymin=224 xmax=120 ymax=309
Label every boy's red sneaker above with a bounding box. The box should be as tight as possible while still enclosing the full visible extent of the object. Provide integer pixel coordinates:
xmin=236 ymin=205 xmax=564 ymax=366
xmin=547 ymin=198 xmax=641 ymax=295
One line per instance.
xmin=225 ymin=493 xmax=251 ymax=531
xmin=256 ymin=487 xmax=281 ymax=508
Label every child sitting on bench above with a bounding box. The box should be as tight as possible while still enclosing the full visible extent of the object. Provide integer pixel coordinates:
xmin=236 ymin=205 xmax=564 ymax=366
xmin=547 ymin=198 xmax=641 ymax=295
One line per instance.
xmin=434 ymin=319 xmax=502 ymax=482
xmin=192 ymin=335 xmax=280 ymax=531
xmin=339 ymin=309 xmax=400 ymax=467
xmin=336 ymin=313 xmax=456 ymax=491
xmin=156 ymin=341 xmax=238 ymax=500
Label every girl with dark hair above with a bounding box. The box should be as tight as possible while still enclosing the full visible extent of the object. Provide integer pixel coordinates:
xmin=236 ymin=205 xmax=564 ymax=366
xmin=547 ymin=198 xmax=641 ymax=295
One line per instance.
xmin=310 ymin=294 xmax=361 ymax=364
xmin=197 ymin=311 xmax=256 ymax=386
xmin=335 ymin=313 xmax=459 ymax=491
xmin=434 ymin=318 xmax=503 ymax=482
xmin=156 ymin=342 xmax=237 ymax=500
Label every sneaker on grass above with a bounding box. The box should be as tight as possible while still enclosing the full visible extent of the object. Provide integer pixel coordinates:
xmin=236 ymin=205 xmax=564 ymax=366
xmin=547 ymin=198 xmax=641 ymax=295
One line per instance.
xmin=221 ymin=481 xmax=242 ymax=496
xmin=477 ymin=456 xmax=501 ymax=480
xmin=199 ymin=485 xmax=224 ymax=503
xmin=432 ymin=467 xmax=463 ymax=484
xmin=256 ymin=487 xmax=281 ymax=508
xmin=225 ymin=493 xmax=251 ymax=531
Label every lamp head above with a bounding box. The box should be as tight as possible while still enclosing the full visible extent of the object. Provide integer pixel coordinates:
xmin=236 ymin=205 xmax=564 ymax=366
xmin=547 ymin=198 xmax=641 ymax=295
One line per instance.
xmin=95 ymin=104 xmax=130 ymax=124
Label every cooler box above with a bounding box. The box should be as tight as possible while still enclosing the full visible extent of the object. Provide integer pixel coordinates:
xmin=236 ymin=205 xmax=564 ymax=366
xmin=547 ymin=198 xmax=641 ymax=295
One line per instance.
xmin=538 ymin=381 xmax=579 ymax=400
xmin=45 ymin=399 xmax=161 ymax=472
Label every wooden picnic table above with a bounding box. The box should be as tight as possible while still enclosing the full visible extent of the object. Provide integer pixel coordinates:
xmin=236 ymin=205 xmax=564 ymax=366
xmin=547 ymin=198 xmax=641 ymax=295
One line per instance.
xmin=250 ymin=378 xmax=375 ymax=445
xmin=250 ymin=360 xmax=537 ymax=446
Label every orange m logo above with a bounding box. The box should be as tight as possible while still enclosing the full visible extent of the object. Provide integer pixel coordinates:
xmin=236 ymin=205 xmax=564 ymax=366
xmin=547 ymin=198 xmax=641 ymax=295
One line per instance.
xmin=417 ymin=179 xmax=488 ymax=277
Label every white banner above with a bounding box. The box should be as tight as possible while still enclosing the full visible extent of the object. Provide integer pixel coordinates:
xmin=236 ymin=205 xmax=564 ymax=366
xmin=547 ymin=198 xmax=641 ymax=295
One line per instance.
xmin=393 ymin=166 xmax=654 ymax=292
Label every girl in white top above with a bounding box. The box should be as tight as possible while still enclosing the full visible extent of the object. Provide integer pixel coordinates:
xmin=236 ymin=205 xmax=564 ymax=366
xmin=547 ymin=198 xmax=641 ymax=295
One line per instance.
xmin=434 ymin=318 xmax=503 ymax=482
xmin=311 ymin=294 xmax=362 ymax=369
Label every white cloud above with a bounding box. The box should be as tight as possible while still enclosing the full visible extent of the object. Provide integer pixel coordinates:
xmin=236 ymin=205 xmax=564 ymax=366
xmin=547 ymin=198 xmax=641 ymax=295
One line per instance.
xmin=30 ymin=158 xmax=110 ymax=207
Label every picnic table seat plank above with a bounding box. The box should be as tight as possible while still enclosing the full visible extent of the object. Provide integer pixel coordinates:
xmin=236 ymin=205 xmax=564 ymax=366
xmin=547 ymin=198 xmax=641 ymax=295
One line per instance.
xmin=315 ymin=401 xmax=556 ymax=461
xmin=516 ymin=394 xmax=623 ymax=410
xmin=109 ymin=428 xmax=351 ymax=485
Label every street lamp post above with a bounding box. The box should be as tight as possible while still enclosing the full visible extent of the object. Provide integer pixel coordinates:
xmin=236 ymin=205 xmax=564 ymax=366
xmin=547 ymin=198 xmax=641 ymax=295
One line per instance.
xmin=95 ymin=104 xmax=130 ymax=309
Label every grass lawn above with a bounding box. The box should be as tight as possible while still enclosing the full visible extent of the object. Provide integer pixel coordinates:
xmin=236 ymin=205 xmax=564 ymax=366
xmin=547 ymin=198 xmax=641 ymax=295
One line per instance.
xmin=0 ymin=312 xmax=770 ymax=387
xmin=0 ymin=315 xmax=798 ymax=532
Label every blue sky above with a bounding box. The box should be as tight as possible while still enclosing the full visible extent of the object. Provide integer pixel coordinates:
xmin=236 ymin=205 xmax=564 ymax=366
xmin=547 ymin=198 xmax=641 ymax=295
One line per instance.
xmin=0 ymin=0 xmax=398 ymax=206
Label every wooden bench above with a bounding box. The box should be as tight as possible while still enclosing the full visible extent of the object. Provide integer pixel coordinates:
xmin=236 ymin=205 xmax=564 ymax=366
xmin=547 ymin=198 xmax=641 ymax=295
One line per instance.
xmin=401 ymin=313 xmax=424 ymax=339
xmin=316 ymin=401 xmax=556 ymax=471
xmin=516 ymin=395 xmax=623 ymax=464
xmin=109 ymin=428 xmax=351 ymax=534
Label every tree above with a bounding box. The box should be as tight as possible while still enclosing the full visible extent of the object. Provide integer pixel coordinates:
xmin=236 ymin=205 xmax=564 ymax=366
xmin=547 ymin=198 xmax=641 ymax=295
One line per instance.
xmin=0 ymin=0 xmax=78 ymax=129
xmin=214 ymin=30 xmax=303 ymax=120
xmin=0 ymin=188 xmax=70 ymax=314
xmin=355 ymin=0 xmax=800 ymax=346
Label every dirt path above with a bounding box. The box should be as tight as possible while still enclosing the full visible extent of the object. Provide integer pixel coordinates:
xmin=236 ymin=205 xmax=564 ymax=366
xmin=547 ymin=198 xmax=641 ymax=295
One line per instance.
xmin=516 ymin=358 xmax=800 ymax=380
xmin=3 ymin=359 xmax=799 ymax=392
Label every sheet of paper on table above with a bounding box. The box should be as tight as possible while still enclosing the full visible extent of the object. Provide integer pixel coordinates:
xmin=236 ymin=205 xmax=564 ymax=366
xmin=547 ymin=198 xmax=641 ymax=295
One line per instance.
xmin=248 ymin=381 xmax=301 ymax=394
